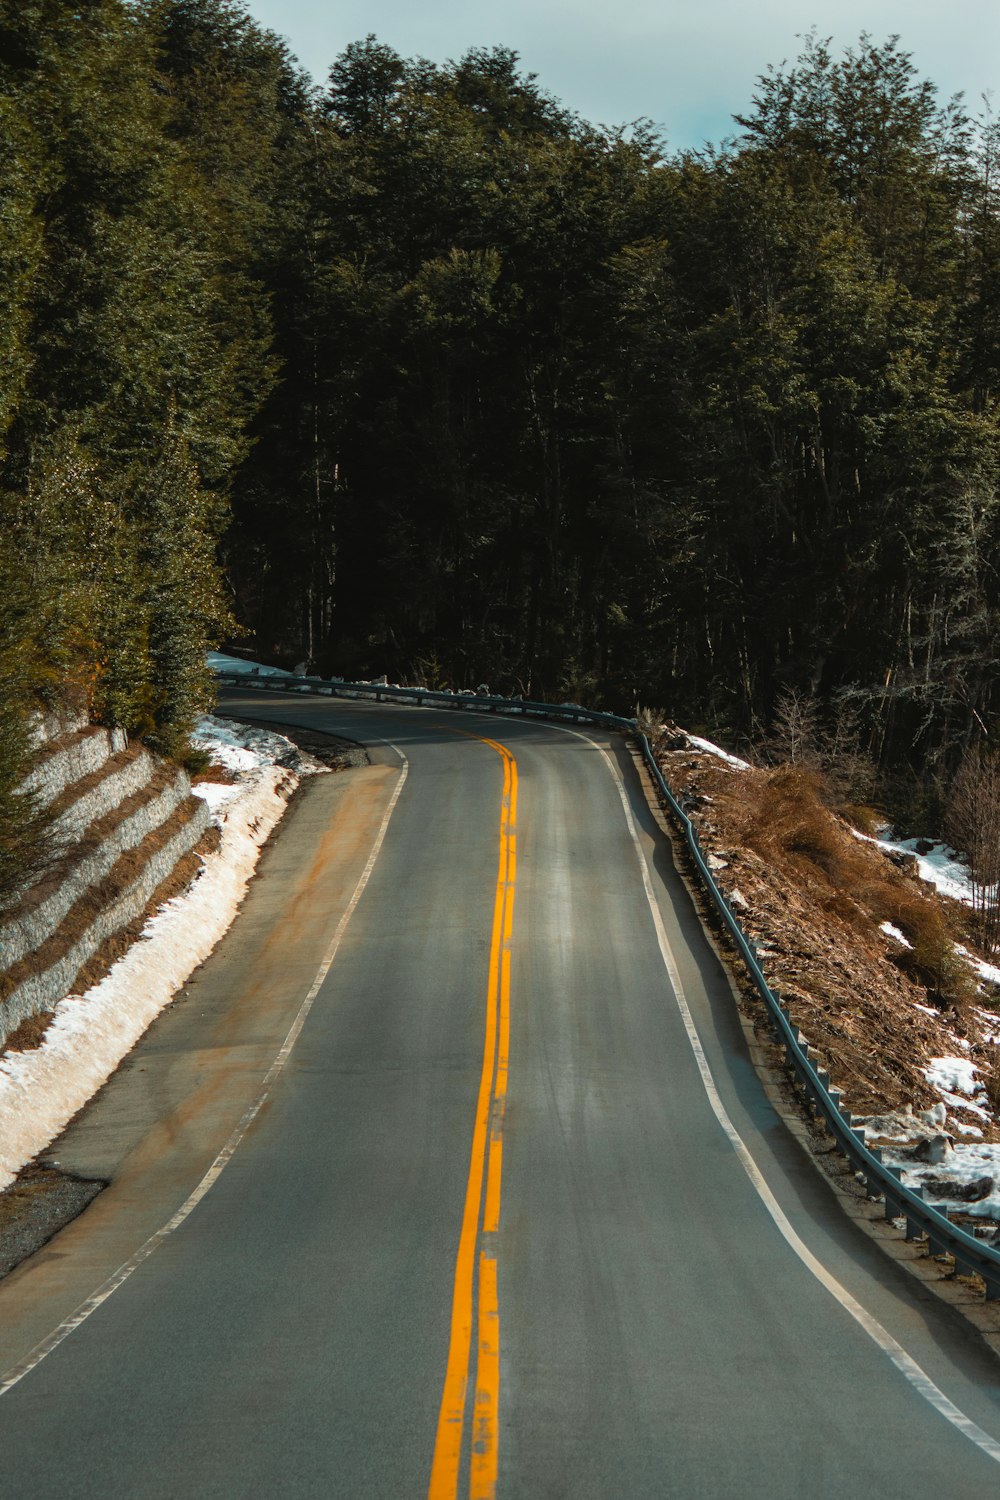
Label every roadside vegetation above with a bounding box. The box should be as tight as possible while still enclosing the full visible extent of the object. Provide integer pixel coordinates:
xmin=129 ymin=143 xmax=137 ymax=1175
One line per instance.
xmin=744 ymin=687 xmax=1000 ymax=975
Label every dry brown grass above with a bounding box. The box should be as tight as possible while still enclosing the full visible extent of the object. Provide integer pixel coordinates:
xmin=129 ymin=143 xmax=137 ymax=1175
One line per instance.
xmin=0 ymin=1011 xmax=54 ymax=1056
xmin=719 ymin=766 xmax=974 ymax=1013
xmin=840 ymin=803 xmax=884 ymax=837
xmin=190 ymin=763 xmax=238 ymax=786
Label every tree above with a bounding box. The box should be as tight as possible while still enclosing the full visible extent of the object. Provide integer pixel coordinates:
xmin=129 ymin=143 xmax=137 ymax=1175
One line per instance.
xmin=0 ymin=0 xmax=285 ymax=771
xmin=945 ymin=749 xmax=1000 ymax=953
xmin=326 ymin=34 xmax=407 ymax=136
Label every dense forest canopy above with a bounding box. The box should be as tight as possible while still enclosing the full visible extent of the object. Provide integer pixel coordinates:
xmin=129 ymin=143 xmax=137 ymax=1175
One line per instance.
xmin=2 ymin=1 xmax=999 ymax=890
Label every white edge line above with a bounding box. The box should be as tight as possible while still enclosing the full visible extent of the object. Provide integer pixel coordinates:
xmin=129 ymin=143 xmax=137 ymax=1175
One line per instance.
xmin=554 ymin=721 xmax=1000 ymax=1467
xmin=0 ymin=744 xmax=409 ymax=1398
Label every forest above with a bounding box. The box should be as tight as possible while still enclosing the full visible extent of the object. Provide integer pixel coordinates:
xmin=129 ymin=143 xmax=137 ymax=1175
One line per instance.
xmin=2 ymin=0 xmax=999 ymax=894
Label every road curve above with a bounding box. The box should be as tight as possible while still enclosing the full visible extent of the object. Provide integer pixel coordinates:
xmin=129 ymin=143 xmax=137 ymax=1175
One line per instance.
xmin=0 ymin=691 xmax=999 ymax=1498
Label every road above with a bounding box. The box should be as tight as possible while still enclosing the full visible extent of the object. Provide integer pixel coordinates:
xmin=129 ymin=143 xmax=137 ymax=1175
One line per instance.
xmin=0 ymin=690 xmax=999 ymax=1498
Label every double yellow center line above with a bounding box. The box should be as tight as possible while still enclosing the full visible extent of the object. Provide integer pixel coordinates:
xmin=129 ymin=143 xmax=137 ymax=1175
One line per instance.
xmin=428 ymin=735 xmax=517 ymax=1500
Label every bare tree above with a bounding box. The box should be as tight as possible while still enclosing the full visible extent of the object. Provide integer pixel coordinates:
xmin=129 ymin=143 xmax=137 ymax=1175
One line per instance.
xmin=945 ymin=748 xmax=1000 ymax=954
xmin=635 ymin=705 xmax=669 ymax=757
xmin=767 ymin=687 xmax=822 ymax=769
xmin=824 ymin=689 xmax=877 ymax=804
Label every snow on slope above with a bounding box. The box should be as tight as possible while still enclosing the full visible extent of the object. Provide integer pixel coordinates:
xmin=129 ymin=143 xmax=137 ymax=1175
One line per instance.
xmin=686 ymin=734 xmax=752 ymax=771
xmin=0 ymin=716 xmax=326 ymax=1191
xmin=853 ymin=826 xmax=976 ymax=906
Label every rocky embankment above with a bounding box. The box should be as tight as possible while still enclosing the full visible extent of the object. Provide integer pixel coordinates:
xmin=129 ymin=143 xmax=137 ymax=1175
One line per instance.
xmin=0 ymin=713 xmax=337 ymax=1199
xmin=0 ymin=709 xmax=212 ymax=1051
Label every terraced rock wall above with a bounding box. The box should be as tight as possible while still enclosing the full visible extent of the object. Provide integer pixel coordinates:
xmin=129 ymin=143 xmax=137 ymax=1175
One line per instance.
xmin=0 ymin=720 xmax=211 ymax=1047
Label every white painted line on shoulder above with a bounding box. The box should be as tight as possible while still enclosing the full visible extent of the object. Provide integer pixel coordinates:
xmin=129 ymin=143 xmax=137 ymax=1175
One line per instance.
xmin=0 ymin=744 xmax=410 ymax=1398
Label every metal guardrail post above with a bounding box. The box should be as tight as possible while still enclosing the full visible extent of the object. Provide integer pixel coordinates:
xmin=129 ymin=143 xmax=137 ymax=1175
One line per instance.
xmin=905 ymin=1185 xmax=926 ymax=1242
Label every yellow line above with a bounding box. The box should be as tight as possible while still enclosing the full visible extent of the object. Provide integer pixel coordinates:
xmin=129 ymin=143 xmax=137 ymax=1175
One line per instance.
xmin=470 ymin=1253 xmax=500 ymax=1500
xmin=481 ymin=1135 xmax=503 ymax=1238
xmin=428 ymin=737 xmax=517 ymax=1500
xmin=472 ymin=825 xmax=511 ymax=1498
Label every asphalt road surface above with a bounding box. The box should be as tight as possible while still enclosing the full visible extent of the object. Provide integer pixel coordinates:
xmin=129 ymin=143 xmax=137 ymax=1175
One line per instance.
xmin=1 ymin=691 xmax=999 ymax=1498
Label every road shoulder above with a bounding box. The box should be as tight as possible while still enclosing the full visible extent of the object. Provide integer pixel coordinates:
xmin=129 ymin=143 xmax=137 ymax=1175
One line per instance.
xmin=0 ymin=754 xmax=400 ymax=1372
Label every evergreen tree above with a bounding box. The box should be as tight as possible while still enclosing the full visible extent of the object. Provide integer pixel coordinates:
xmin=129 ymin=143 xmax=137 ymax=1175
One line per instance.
xmin=3 ymin=9 xmax=999 ymax=891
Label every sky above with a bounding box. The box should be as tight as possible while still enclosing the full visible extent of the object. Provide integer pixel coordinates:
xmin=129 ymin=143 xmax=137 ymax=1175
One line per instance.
xmin=241 ymin=0 xmax=999 ymax=151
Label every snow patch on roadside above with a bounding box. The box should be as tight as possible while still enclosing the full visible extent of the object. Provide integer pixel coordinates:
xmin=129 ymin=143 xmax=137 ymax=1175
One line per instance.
xmin=896 ymin=1143 xmax=1000 ymax=1221
xmin=191 ymin=714 xmax=318 ymax=774
xmin=189 ymin=714 xmax=328 ymax=817
xmin=686 ymin=734 xmax=751 ymax=771
xmin=920 ymin=1055 xmax=992 ymax=1124
xmin=856 ymin=1105 xmax=1000 ymax=1219
xmin=0 ymin=717 xmax=323 ymax=1191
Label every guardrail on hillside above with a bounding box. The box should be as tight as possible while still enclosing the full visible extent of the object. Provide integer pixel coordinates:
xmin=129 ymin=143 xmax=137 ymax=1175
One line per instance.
xmin=215 ymin=669 xmax=1000 ymax=1299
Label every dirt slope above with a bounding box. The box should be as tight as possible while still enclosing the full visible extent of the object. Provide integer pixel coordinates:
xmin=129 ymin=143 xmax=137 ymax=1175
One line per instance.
xmin=653 ymin=733 xmax=1000 ymax=1142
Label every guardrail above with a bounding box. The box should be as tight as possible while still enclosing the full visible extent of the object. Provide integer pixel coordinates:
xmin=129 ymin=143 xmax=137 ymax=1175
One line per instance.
xmin=213 ymin=670 xmax=635 ymax=731
xmin=215 ymin=668 xmax=1000 ymax=1298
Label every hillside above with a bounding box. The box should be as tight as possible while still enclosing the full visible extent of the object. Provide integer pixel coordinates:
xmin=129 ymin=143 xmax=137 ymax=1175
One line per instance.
xmin=653 ymin=729 xmax=1000 ymax=1233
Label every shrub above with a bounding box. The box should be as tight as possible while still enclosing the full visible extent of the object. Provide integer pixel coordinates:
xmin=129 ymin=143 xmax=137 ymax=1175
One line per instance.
xmin=880 ymin=887 xmax=975 ymax=1013
xmin=726 ymin=764 xmax=972 ymax=1011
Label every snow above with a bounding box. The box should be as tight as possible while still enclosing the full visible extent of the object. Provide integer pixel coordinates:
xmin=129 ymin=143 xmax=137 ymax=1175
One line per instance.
xmin=207 ymin=650 xmax=291 ymax=678
xmin=925 ymin=1056 xmax=981 ymax=1096
xmin=854 ymin=828 xmax=976 ymax=905
xmin=880 ymin=921 xmax=912 ymax=948
xmin=190 ymin=780 xmax=241 ymax=815
xmin=0 ymin=716 xmax=326 ymax=1192
xmin=931 ymin=1088 xmax=991 ymax=1122
xmin=895 ymin=1142 xmax=1000 ymax=1220
xmin=975 ymin=1010 xmax=1000 ymax=1045
xmin=956 ymin=945 xmax=1000 ymax=989
xmin=686 ymin=735 xmax=751 ymax=771
xmin=855 ymin=1108 xmax=927 ymax=1142
xmin=188 ymin=714 xmax=328 ymax=817
xmin=191 ymin=718 xmax=262 ymax=772
xmin=920 ymin=1055 xmax=993 ymax=1124
xmin=856 ymin=1105 xmax=999 ymax=1218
